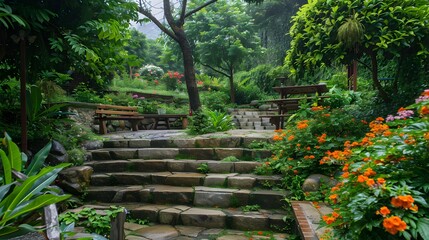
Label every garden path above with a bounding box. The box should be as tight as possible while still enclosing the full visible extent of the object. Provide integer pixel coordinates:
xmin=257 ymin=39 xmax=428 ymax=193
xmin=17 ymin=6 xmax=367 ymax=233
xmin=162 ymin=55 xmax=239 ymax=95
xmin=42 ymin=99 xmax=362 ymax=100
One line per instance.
xmin=81 ymin=129 xmax=294 ymax=239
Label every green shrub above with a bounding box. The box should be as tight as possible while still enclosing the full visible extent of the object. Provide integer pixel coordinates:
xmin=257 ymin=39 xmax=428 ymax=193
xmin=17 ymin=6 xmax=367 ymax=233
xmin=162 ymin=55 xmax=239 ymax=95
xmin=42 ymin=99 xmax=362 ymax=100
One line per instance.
xmin=202 ymin=91 xmax=230 ymax=112
xmin=267 ymin=105 xmax=368 ymax=199
xmin=187 ymin=109 xmax=234 ymax=135
xmin=138 ymin=64 xmax=164 ymax=81
xmin=248 ymin=64 xmax=276 ymax=94
xmin=162 ymin=71 xmax=184 ymax=91
xmin=72 ymin=83 xmax=103 ymax=103
xmin=234 ymin=83 xmax=263 ymax=105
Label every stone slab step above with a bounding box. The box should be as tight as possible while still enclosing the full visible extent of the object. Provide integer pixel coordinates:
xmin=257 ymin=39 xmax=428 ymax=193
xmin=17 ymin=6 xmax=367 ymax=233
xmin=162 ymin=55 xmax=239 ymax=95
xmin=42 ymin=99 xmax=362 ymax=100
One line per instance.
xmin=90 ymin=148 xmax=272 ymax=161
xmin=85 ymin=160 xmax=262 ymax=174
xmin=90 ymin=172 xmax=282 ymax=189
xmin=102 ymin=137 xmax=271 ymax=149
xmin=77 ymin=203 xmax=291 ymax=233
xmin=86 ymin=185 xmax=288 ymax=209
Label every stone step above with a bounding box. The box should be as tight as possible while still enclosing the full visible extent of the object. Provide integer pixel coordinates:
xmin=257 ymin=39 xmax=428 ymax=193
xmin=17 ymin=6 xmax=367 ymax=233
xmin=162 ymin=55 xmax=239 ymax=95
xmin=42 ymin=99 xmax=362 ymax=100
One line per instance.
xmin=86 ymin=185 xmax=289 ymax=209
xmin=85 ymin=159 xmax=262 ymax=174
xmin=90 ymin=172 xmax=283 ymax=189
xmin=73 ymin=204 xmax=291 ymax=235
xmin=102 ymin=137 xmax=271 ymax=149
xmin=90 ymin=148 xmax=272 ymax=161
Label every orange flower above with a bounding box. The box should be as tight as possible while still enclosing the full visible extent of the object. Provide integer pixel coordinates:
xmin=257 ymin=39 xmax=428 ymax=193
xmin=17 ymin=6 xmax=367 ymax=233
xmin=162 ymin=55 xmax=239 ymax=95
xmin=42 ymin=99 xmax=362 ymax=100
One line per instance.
xmin=383 ymin=216 xmax=407 ymax=235
xmin=377 ymin=206 xmax=390 ymax=217
xmin=342 ymin=164 xmax=349 ymax=172
xmin=288 ymin=135 xmax=295 ymax=141
xmin=329 ymin=194 xmax=338 ymax=204
xmin=274 ymin=129 xmax=283 ymax=133
xmin=377 ymin=178 xmax=386 ymax=184
xmin=410 ymin=204 xmax=419 ymax=212
xmin=341 ymin=172 xmax=349 ymax=178
xmin=257 ymin=231 xmax=263 ymax=235
xmin=421 ymin=106 xmax=429 ymax=115
xmin=311 ymin=106 xmax=323 ymax=111
xmin=293 ymin=170 xmax=299 ymax=175
xmin=297 ymin=120 xmax=309 ymax=129
xmin=357 ymin=175 xmax=368 ymax=183
xmin=363 ymin=168 xmax=376 ymax=177
xmin=318 ymin=133 xmax=327 ymax=144
xmin=322 ymin=215 xmax=336 ymax=225
xmin=376 ymin=117 xmax=385 ymax=122
xmin=272 ymin=135 xmax=283 ymax=141
xmin=332 ymin=212 xmax=340 ymax=218
xmin=391 ymin=195 xmax=415 ymax=209
xmin=366 ymin=178 xmax=375 ymax=187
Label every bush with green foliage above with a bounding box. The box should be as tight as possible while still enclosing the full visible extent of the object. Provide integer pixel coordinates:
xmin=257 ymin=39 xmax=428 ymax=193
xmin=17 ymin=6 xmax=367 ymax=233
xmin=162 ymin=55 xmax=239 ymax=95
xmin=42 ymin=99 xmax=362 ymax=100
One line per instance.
xmin=59 ymin=206 xmax=126 ymax=237
xmin=320 ymin=90 xmax=429 ymax=239
xmin=162 ymin=71 xmax=184 ymax=91
xmin=263 ymin=103 xmax=368 ymax=199
xmin=234 ymin=83 xmax=264 ymax=105
xmin=72 ymin=83 xmax=104 ymax=103
xmin=187 ymin=109 xmax=234 ymax=135
xmin=248 ymin=64 xmax=277 ymax=94
xmin=202 ymin=91 xmax=230 ymax=112
xmin=138 ymin=64 xmax=164 ymax=81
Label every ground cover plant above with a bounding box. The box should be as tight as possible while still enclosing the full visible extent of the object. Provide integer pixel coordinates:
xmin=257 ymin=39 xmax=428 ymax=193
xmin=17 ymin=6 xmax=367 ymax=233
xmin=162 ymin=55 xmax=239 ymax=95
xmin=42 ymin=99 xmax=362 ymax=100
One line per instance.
xmin=319 ymin=90 xmax=429 ymax=239
xmin=262 ymin=100 xmax=368 ymax=199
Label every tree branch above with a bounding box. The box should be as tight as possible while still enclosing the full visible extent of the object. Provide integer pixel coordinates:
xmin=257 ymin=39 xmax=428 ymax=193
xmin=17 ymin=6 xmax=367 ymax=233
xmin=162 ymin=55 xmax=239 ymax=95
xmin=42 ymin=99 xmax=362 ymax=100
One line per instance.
xmin=163 ymin=0 xmax=177 ymax=29
xmin=202 ymin=63 xmax=230 ymax=78
xmin=179 ymin=0 xmax=188 ymax=25
xmin=138 ymin=0 xmax=178 ymax=41
xmin=185 ymin=0 xmax=217 ymax=19
xmin=356 ymin=59 xmax=371 ymax=72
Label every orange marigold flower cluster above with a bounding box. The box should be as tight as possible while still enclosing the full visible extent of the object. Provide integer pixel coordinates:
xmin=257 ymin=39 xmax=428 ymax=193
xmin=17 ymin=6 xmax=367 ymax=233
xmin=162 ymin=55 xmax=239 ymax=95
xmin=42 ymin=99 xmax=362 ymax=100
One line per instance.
xmin=272 ymin=135 xmax=283 ymax=141
xmin=383 ymin=216 xmax=407 ymax=235
xmin=344 ymin=140 xmax=359 ymax=148
xmin=320 ymin=149 xmax=352 ymax=164
xmin=311 ymin=106 xmax=324 ymax=111
xmin=322 ymin=211 xmax=340 ymax=225
xmin=297 ymin=120 xmax=309 ymax=129
xmin=288 ymin=135 xmax=295 ymax=141
xmin=304 ymin=155 xmax=315 ymax=160
xmin=318 ymin=133 xmax=327 ymax=144
xmin=369 ymin=119 xmax=390 ymax=136
xmin=363 ymin=168 xmax=376 ymax=177
xmin=391 ymin=195 xmax=415 ymax=209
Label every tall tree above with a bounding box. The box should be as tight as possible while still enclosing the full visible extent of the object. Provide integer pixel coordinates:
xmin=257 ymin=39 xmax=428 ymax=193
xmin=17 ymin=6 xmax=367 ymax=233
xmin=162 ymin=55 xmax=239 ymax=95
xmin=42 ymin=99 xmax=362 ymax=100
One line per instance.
xmin=186 ymin=0 xmax=262 ymax=103
xmin=286 ymin=0 xmax=429 ymax=102
xmin=138 ymin=0 xmax=218 ymax=111
xmin=247 ymin=0 xmax=306 ymax=66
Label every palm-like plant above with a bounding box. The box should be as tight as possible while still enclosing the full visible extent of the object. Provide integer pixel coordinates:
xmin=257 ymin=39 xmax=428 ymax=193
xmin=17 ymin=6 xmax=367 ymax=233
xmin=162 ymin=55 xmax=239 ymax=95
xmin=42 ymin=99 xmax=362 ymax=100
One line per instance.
xmin=0 ymin=133 xmax=70 ymax=239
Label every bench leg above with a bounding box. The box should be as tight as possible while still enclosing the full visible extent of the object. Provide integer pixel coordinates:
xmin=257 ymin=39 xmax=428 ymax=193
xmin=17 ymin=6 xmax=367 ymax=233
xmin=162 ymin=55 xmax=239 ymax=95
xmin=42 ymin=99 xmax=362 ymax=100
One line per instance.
xmin=130 ymin=120 xmax=140 ymax=131
xmin=182 ymin=118 xmax=188 ymax=129
xmin=99 ymin=119 xmax=107 ymax=134
xmin=270 ymin=117 xmax=281 ymax=130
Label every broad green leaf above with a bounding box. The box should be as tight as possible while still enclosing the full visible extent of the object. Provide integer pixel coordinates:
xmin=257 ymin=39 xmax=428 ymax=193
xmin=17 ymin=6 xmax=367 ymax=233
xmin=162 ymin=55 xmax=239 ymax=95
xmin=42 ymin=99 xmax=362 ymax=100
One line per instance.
xmin=417 ymin=218 xmax=429 ymax=240
xmin=6 ymin=136 xmax=21 ymax=172
xmin=25 ymin=141 xmax=52 ymax=176
xmin=0 ymin=150 xmax=11 ymax=185
xmin=0 ymin=183 xmax=14 ymax=202
xmin=1 ymin=164 xmax=68 ymax=220
xmin=2 ymin=194 xmax=70 ymax=224
xmin=0 ymin=224 xmax=35 ymax=240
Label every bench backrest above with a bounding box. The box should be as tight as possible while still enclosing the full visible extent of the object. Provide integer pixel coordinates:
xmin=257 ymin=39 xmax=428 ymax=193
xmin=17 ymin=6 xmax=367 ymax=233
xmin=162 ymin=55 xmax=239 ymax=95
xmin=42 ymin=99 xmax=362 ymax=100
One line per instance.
xmin=95 ymin=104 xmax=139 ymax=116
xmin=273 ymin=84 xmax=328 ymax=98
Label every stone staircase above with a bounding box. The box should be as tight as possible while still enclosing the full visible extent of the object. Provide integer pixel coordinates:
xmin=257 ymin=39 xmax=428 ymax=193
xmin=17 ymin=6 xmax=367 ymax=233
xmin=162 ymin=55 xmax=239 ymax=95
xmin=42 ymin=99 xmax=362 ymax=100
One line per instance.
xmin=84 ymin=135 xmax=292 ymax=239
xmin=228 ymin=108 xmax=277 ymax=130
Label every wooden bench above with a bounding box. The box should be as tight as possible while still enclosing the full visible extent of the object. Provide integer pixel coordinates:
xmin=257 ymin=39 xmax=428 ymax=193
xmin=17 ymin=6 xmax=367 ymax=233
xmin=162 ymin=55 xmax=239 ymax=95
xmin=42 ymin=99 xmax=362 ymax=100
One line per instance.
xmin=260 ymin=84 xmax=329 ymax=129
xmin=94 ymin=104 xmax=145 ymax=134
xmin=140 ymin=114 xmax=188 ymax=130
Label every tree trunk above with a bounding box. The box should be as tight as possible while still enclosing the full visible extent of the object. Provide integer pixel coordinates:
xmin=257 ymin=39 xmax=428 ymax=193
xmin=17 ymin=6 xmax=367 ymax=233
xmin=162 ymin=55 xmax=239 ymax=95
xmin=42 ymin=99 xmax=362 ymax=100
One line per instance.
xmin=176 ymin=30 xmax=202 ymax=112
xmin=229 ymin=67 xmax=235 ymax=104
xmin=368 ymin=49 xmax=390 ymax=103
